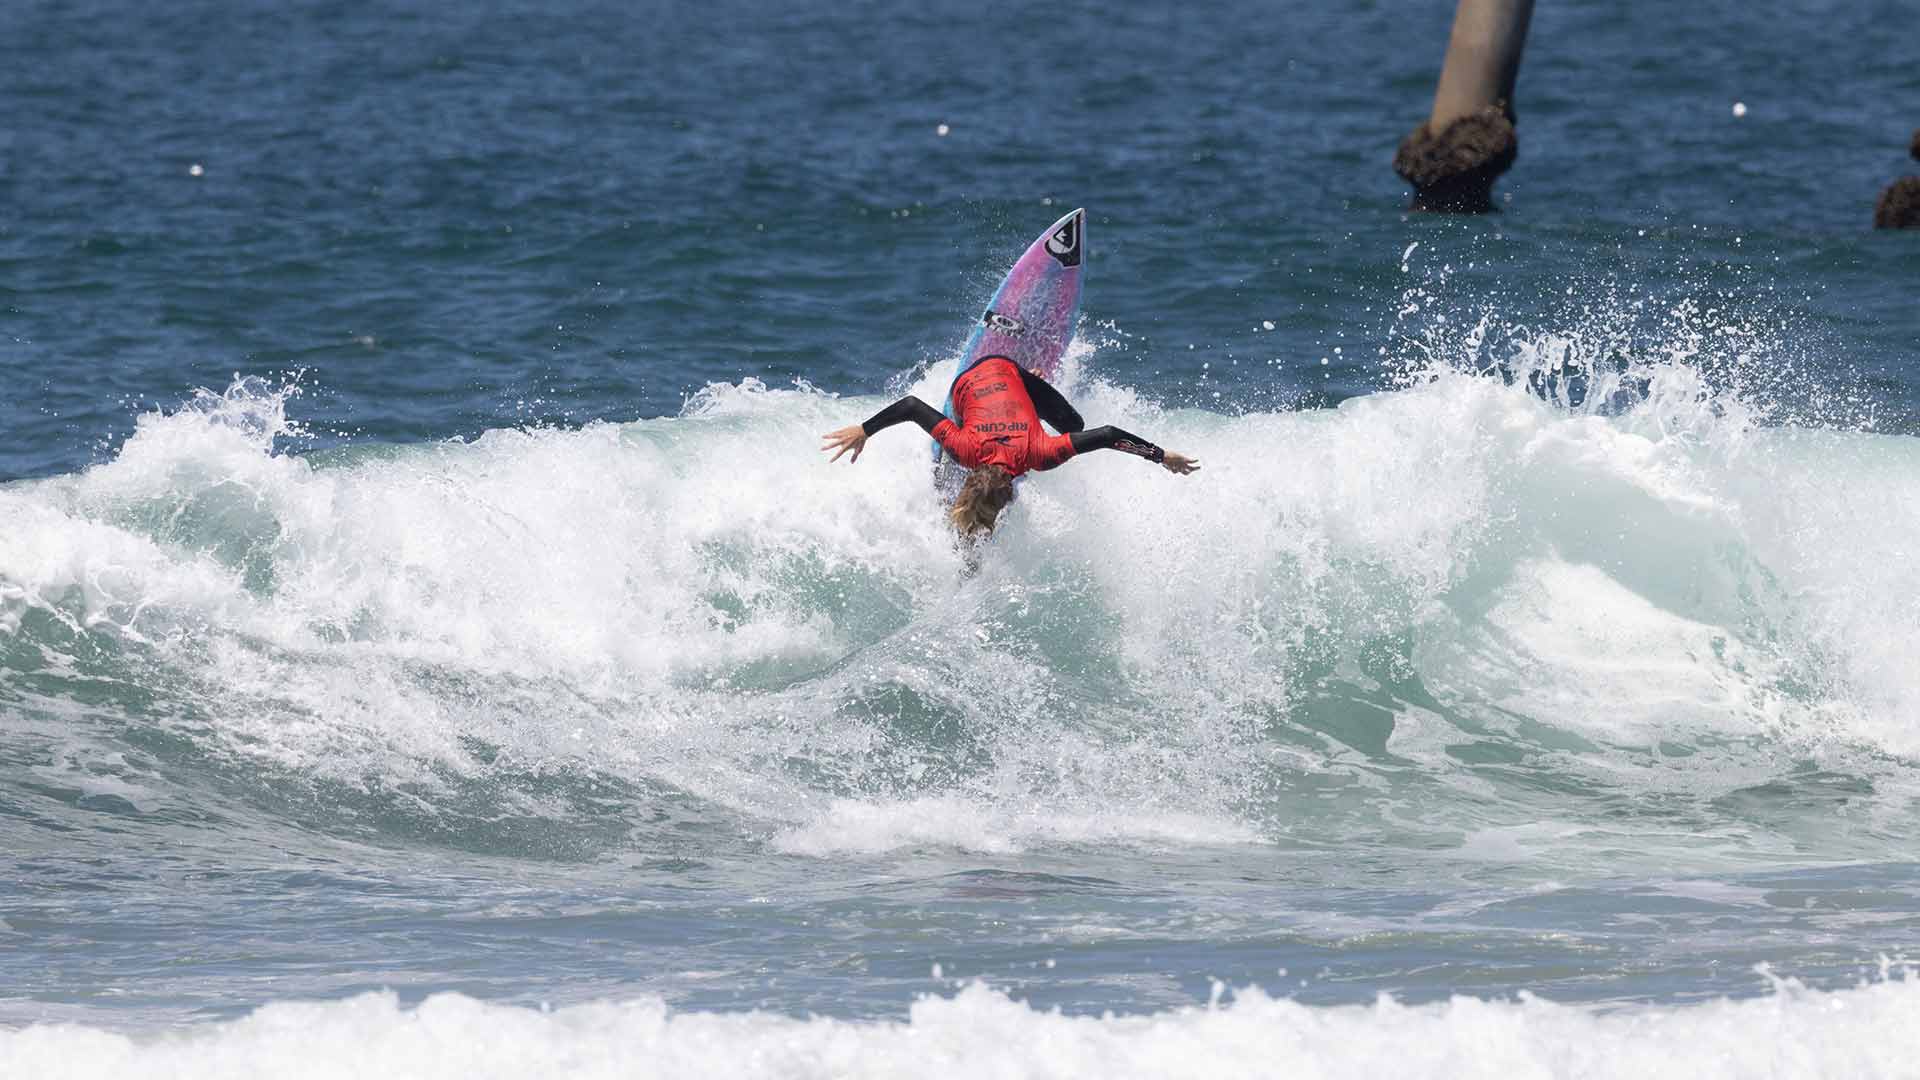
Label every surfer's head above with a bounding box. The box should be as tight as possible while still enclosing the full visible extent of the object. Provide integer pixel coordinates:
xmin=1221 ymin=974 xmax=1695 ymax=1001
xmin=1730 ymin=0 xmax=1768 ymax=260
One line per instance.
xmin=949 ymin=465 xmax=1015 ymax=538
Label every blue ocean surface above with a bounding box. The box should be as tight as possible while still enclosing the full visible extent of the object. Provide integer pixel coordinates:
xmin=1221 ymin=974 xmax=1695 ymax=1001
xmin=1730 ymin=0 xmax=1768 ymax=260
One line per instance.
xmin=4 ymin=0 xmax=1920 ymax=1075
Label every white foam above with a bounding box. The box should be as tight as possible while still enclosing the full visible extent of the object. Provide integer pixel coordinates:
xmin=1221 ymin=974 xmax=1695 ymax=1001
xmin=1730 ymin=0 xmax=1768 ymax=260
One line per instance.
xmin=7 ymin=976 xmax=1920 ymax=1080
xmin=1430 ymin=558 xmax=1785 ymax=746
xmin=4 ymin=344 xmax=1920 ymax=858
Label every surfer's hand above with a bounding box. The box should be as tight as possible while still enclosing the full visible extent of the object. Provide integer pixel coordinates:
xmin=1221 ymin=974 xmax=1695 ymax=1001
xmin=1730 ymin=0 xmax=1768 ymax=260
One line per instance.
xmin=822 ymin=425 xmax=869 ymax=464
xmin=1162 ymin=452 xmax=1200 ymax=476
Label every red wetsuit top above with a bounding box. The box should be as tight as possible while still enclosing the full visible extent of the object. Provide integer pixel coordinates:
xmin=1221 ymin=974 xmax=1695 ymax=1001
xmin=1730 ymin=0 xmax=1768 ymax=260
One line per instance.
xmin=929 ymin=358 xmax=1077 ymax=477
xmin=857 ymin=359 xmax=1165 ymax=473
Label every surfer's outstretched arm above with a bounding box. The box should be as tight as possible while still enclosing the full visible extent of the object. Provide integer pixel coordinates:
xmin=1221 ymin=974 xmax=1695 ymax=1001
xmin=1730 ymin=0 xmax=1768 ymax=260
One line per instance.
xmin=1070 ymin=425 xmax=1200 ymax=475
xmin=859 ymin=396 xmax=946 ymax=436
xmin=821 ymin=396 xmax=945 ymax=463
xmin=1018 ymin=368 xmax=1084 ymax=434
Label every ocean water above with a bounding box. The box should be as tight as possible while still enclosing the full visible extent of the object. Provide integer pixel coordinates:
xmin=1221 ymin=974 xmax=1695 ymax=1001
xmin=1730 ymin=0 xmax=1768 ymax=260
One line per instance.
xmin=4 ymin=0 xmax=1920 ymax=1075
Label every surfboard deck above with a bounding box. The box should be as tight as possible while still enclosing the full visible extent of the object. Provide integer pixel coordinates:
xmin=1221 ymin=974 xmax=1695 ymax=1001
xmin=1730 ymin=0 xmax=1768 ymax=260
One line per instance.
xmin=931 ymin=208 xmax=1086 ymax=480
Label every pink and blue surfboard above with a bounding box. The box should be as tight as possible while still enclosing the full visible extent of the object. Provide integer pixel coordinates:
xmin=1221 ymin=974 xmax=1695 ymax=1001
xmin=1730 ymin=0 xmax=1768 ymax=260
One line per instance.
xmin=931 ymin=208 xmax=1086 ymax=469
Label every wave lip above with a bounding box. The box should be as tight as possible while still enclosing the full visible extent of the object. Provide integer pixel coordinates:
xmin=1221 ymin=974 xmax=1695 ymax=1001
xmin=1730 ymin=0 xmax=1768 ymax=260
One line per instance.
xmin=7 ymin=973 xmax=1920 ymax=1079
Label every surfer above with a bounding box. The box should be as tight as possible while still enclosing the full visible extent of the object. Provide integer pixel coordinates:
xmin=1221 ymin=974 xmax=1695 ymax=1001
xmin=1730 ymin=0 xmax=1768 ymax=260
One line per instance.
xmin=821 ymin=355 xmax=1199 ymax=537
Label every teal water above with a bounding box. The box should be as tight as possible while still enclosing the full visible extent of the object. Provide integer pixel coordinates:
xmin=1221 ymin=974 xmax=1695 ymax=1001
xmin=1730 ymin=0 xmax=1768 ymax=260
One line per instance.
xmin=4 ymin=0 xmax=1920 ymax=1074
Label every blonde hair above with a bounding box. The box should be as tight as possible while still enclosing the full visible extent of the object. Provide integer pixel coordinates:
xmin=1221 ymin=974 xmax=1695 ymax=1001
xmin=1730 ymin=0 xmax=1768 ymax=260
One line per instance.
xmin=948 ymin=465 xmax=1015 ymax=538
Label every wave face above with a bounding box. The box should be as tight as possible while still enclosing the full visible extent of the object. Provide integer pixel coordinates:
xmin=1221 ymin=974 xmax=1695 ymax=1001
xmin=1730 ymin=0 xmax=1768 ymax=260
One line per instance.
xmin=7 ymin=975 xmax=1920 ymax=1080
xmin=4 ymin=316 xmax=1919 ymax=873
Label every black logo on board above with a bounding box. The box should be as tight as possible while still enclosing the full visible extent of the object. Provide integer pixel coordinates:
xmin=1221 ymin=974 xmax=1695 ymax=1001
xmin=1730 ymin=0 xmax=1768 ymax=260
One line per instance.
xmin=1044 ymin=213 xmax=1082 ymax=267
xmin=983 ymin=311 xmax=1025 ymax=334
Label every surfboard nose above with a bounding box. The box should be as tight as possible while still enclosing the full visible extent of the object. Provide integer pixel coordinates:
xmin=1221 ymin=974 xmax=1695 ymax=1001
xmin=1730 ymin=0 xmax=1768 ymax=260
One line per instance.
xmin=1045 ymin=208 xmax=1084 ymax=267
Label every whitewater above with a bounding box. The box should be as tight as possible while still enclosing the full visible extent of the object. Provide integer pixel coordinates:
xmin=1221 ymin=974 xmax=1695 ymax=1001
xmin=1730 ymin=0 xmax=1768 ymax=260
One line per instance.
xmin=5 ymin=304 xmax=1920 ymax=1075
xmin=9 ymin=976 xmax=1920 ymax=1080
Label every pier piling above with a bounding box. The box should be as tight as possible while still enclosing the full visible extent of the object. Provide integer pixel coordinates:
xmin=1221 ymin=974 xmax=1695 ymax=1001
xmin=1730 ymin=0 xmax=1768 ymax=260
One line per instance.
xmin=1393 ymin=0 xmax=1536 ymax=212
xmin=1874 ymin=129 xmax=1920 ymax=229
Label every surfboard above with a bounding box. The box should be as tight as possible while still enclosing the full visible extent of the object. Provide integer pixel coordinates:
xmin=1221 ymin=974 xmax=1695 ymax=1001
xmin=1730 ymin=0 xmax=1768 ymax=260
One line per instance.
xmin=931 ymin=208 xmax=1086 ymax=473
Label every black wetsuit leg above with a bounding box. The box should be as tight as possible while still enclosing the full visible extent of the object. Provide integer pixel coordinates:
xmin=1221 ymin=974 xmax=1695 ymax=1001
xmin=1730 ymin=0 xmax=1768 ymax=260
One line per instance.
xmin=861 ymin=396 xmax=947 ymax=437
xmin=1017 ymin=368 xmax=1084 ymax=434
xmin=1070 ymin=425 xmax=1165 ymax=463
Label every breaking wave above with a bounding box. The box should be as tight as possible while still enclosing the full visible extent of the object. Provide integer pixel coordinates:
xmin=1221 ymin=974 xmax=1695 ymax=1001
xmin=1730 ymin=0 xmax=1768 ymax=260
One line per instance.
xmin=3 ymin=297 xmax=1918 ymax=870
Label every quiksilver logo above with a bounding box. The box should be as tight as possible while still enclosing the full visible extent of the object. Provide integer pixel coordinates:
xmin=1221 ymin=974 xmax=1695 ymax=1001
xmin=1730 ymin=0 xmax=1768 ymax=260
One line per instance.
xmin=1044 ymin=215 xmax=1081 ymax=266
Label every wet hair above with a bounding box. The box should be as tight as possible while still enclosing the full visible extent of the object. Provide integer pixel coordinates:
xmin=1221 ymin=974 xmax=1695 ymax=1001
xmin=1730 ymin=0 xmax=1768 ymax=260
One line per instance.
xmin=948 ymin=465 xmax=1015 ymax=538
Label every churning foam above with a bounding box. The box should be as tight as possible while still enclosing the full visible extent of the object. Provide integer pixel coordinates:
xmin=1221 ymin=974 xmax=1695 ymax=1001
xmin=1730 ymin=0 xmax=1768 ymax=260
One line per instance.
xmin=6 ymin=974 xmax=1920 ymax=1079
xmin=4 ymin=315 xmax=1920 ymax=861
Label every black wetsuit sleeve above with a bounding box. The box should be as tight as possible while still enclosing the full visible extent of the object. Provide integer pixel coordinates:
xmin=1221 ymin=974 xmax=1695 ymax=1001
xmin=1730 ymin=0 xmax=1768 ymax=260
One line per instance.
xmin=1018 ymin=368 xmax=1084 ymax=434
xmin=1070 ymin=425 xmax=1166 ymax=464
xmin=860 ymin=396 xmax=947 ymax=437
